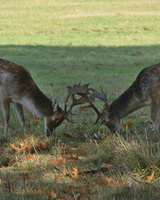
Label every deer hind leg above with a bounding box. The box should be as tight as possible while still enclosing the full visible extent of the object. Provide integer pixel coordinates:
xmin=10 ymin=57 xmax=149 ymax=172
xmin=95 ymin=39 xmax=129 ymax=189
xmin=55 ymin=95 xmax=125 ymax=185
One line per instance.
xmin=13 ymin=103 xmax=26 ymax=134
xmin=1 ymin=98 xmax=10 ymax=136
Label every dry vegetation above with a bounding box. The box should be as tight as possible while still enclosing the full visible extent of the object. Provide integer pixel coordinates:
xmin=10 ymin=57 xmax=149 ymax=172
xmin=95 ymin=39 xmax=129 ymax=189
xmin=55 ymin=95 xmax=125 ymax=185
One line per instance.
xmin=0 ymin=107 xmax=159 ymax=199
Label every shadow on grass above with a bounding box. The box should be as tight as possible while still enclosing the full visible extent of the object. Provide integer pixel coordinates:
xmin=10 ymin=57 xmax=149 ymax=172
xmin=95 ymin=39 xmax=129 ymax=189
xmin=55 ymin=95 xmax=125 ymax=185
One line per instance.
xmin=0 ymin=44 xmax=159 ymax=137
xmin=1 ymin=44 xmax=160 ymax=68
xmin=1 ymin=44 xmax=160 ymax=96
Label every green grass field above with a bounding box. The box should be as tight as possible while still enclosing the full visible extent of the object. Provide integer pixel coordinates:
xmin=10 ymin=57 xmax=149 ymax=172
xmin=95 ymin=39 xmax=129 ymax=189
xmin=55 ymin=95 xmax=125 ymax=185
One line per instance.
xmin=0 ymin=0 xmax=160 ymax=199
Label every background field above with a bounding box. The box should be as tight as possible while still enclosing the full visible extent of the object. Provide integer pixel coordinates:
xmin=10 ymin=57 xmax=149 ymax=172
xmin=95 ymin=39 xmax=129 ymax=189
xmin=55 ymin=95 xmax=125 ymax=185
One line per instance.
xmin=0 ymin=0 xmax=160 ymax=199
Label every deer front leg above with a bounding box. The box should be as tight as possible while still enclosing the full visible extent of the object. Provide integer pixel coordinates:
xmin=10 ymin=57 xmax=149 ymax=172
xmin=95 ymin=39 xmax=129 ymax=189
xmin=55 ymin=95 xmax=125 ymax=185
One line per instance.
xmin=13 ymin=103 xmax=26 ymax=134
xmin=153 ymin=101 xmax=160 ymax=130
xmin=150 ymin=98 xmax=160 ymax=131
xmin=1 ymin=98 xmax=10 ymax=136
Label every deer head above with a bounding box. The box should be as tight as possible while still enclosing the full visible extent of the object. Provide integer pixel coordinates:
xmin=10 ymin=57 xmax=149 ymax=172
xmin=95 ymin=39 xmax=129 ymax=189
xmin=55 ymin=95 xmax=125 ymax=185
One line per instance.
xmin=44 ymin=98 xmax=69 ymax=136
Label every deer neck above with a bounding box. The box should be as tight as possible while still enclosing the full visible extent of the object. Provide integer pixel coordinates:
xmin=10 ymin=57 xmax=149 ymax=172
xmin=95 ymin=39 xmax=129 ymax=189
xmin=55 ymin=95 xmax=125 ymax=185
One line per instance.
xmin=20 ymin=87 xmax=53 ymax=118
xmin=108 ymin=82 xmax=150 ymax=120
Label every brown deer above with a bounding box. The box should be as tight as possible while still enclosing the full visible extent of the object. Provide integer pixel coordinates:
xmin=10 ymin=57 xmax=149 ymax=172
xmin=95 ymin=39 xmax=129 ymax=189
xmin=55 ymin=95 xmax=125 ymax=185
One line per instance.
xmin=0 ymin=59 xmax=86 ymax=136
xmin=69 ymin=63 xmax=160 ymax=133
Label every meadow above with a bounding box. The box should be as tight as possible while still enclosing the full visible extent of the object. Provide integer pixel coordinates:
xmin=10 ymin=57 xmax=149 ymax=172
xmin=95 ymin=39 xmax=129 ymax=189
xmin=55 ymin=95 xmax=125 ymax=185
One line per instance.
xmin=0 ymin=0 xmax=160 ymax=199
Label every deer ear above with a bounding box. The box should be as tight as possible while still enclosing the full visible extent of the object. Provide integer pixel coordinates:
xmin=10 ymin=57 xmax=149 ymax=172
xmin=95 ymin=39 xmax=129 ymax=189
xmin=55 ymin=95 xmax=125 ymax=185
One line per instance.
xmin=103 ymin=101 xmax=110 ymax=112
xmin=52 ymin=98 xmax=59 ymax=112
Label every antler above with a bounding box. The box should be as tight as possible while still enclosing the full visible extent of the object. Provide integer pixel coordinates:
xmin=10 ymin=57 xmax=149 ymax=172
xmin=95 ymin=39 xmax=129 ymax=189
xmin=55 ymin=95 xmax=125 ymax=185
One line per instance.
xmin=90 ymin=86 xmax=107 ymax=102
xmin=86 ymin=85 xmax=108 ymax=125
xmin=67 ymin=95 xmax=95 ymax=115
xmin=64 ymin=82 xmax=93 ymax=115
xmin=64 ymin=82 xmax=108 ymax=125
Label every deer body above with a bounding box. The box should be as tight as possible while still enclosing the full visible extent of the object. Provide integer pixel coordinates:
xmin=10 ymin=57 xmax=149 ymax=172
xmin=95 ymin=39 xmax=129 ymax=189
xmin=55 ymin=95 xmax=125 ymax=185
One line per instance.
xmin=0 ymin=59 xmax=67 ymax=136
xmin=102 ymin=63 xmax=160 ymax=132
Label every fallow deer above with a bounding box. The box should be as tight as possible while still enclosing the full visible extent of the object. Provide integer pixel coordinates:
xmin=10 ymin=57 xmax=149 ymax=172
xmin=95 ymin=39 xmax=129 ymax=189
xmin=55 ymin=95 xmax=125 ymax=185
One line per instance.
xmin=69 ymin=63 xmax=160 ymax=133
xmin=0 ymin=59 xmax=86 ymax=136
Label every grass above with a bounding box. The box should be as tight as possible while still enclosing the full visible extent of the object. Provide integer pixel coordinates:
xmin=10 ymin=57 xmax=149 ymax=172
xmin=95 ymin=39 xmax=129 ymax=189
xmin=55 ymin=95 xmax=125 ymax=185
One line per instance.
xmin=0 ymin=0 xmax=160 ymax=199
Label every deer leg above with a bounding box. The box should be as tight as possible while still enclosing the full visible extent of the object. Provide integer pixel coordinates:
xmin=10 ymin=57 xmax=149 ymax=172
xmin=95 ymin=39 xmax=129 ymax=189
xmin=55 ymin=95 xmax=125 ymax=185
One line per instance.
xmin=1 ymin=98 xmax=10 ymax=136
xmin=13 ymin=103 xmax=26 ymax=134
xmin=150 ymin=98 xmax=160 ymax=130
xmin=155 ymin=101 xmax=160 ymax=129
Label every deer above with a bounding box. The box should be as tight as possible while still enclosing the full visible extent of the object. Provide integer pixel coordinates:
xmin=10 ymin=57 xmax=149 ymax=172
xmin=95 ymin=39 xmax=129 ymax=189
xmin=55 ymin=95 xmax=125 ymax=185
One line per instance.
xmin=0 ymin=59 xmax=88 ymax=136
xmin=68 ymin=63 xmax=160 ymax=134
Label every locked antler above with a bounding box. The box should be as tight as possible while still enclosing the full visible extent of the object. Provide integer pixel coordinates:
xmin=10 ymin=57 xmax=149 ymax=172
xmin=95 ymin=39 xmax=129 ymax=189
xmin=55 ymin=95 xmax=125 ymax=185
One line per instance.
xmin=64 ymin=82 xmax=108 ymax=125
xmin=90 ymin=86 xmax=107 ymax=102
xmin=64 ymin=82 xmax=90 ymax=113
xmin=67 ymin=95 xmax=95 ymax=115
xmin=84 ymin=85 xmax=108 ymax=125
